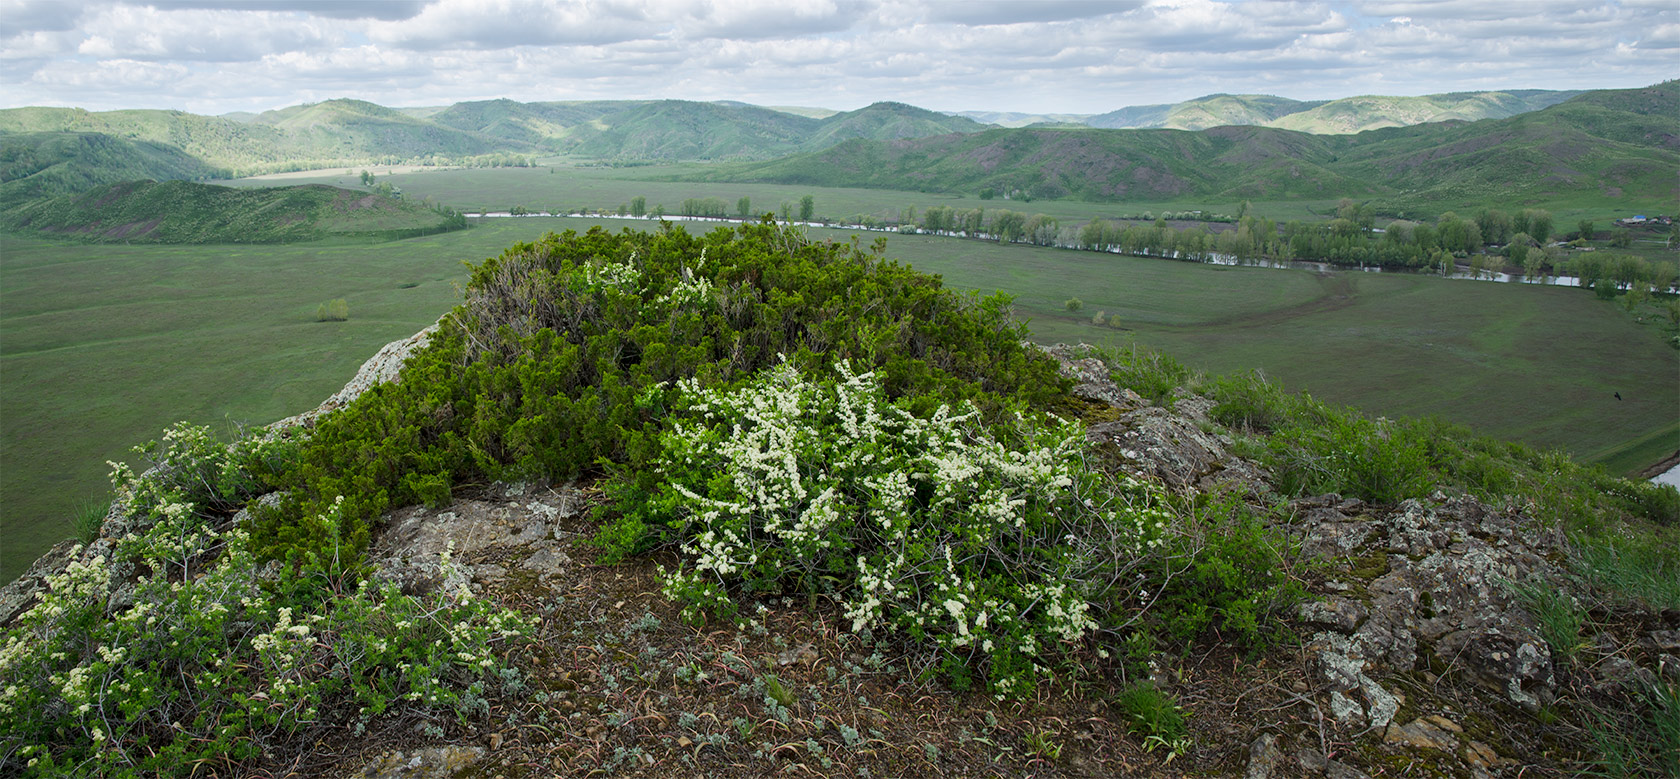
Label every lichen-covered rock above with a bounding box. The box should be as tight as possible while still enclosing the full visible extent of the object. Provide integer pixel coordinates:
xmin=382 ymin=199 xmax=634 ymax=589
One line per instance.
xmin=346 ymin=745 xmax=485 ymax=778
xmin=1291 ymin=493 xmax=1565 ymax=725
xmin=0 ymin=539 xmax=78 ymax=626
xmin=369 ymin=484 xmax=581 ymax=596
xmin=1039 ymin=343 xmax=1146 ymax=410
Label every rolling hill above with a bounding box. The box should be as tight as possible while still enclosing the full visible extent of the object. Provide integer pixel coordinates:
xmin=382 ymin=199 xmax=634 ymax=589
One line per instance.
xmin=0 ymin=179 xmax=467 ymax=243
xmin=1267 ymin=90 xmax=1584 ymax=134
xmin=1085 ymin=94 xmax=1323 ymax=131
xmin=0 ymin=98 xmax=992 ymax=172
xmin=0 ymin=131 xmax=225 ymax=206
xmin=979 ymin=89 xmax=1582 ymax=134
xmin=680 ymin=83 xmax=1679 ymax=214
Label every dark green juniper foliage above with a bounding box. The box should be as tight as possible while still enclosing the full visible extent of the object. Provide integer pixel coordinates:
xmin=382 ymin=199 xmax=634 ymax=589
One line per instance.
xmin=254 ymin=221 xmax=1072 ymax=564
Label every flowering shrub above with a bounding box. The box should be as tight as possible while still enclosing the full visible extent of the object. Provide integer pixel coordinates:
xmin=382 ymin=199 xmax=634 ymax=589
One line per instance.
xmin=256 ymin=223 xmax=1070 ymax=566
xmin=607 ymin=361 xmax=1172 ymax=695
xmin=0 ymin=425 xmax=531 ymax=777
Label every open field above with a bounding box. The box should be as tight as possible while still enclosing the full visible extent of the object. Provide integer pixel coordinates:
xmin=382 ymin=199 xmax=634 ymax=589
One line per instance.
xmin=220 ymin=164 xmax=1349 ymax=225
xmin=4 ymin=216 xmax=1675 ymax=580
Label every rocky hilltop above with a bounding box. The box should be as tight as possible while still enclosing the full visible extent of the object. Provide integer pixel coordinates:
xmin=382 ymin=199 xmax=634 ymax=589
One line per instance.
xmin=3 ymin=226 xmax=1675 ymax=777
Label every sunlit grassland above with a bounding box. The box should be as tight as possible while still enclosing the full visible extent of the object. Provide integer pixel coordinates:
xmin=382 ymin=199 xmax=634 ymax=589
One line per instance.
xmin=4 ymin=215 xmax=1675 ymax=581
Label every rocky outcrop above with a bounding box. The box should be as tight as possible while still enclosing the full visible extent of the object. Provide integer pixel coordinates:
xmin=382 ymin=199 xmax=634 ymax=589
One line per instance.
xmin=1041 ymin=344 xmax=1271 ymax=496
xmin=272 ymin=320 xmax=440 ymax=431
xmin=369 ymin=481 xmax=581 ymax=597
xmin=1291 ymin=492 xmax=1565 ymax=728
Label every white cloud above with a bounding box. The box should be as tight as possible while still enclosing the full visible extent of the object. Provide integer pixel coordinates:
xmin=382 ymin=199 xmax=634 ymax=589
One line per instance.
xmin=72 ymin=4 xmax=341 ymax=62
xmin=0 ymin=0 xmax=1674 ymax=115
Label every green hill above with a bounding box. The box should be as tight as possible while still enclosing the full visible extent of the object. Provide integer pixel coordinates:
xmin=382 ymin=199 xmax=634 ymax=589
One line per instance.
xmin=679 ymin=83 xmax=1680 ymax=213
xmin=428 ymin=99 xmax=626 ymax=149
xmin=1088 ymin=94 xmax=1322 ymax=131
xmin=1078 ymin=90 xmax=1580 ymax=134
xmin=1268 ymin=90 xmax=1583 ymax=134
xmin=554 ymin=100 xmax=819 ymax=160
xmin=0 ymin=107 xmax=297 ymax=173
xmin=245 ymin=98 xmax=513 ymax=160
xmin=677 ymin=125 xmax=1369 ymax=201
xmin=0 ymin=131 xmax=224 ymax=207
xmin=802 ymin=101 xmax=987 ymax=150
xmin=0 ymin=179 xmax=467 ymax=243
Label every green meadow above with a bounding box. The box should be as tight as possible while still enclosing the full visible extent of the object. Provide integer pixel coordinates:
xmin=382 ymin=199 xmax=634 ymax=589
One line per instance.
xmin=3 ymin=214 xmax=1675 ymax=580
xmin=225 ymin=164 xmax=1348 ymax=225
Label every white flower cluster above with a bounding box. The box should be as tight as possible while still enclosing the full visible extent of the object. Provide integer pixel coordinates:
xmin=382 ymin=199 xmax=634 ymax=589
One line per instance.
xmin=583 ymin=256 xmax=642 ymax=290
xmin=653 ymin=360 xmax=1156 ymax=691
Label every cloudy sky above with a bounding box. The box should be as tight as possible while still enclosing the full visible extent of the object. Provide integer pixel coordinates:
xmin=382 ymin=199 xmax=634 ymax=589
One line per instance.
xmin=2 ymin=0 xmax=1675 ymax=116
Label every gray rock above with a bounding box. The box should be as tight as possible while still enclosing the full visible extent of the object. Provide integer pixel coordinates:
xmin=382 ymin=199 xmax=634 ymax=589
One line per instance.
xmin=1295 ymin=495 xmax=1564 ymax=719
xmin=1298 ymin=597 xmax=1367 ymax=632
xmin=1243 ymin=733 xmax=1286 ymax=779
xmin=369 ymin=490 xmax=581 ymax=596
xmin=272 ymin=321 xmax=440 ymax=432
xmin=0 ymin=539 xmax=80 ymax=627
xmin=349 ymin=745 xmax=485 ymax=778
xmin=1591 ymin=655 xmax=1659 ymax=694
xmin=1040 ymin=343 xmax=1146 ymax=410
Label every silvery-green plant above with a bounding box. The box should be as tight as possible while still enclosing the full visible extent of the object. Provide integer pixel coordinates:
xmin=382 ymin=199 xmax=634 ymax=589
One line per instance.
xmin=635 ymin=360 xmax=1172 ymax=695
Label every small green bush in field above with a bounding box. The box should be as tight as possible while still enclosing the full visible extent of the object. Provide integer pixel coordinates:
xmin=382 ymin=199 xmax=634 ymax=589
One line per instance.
xmin=315 ymin=298 xmax=349 ymax=321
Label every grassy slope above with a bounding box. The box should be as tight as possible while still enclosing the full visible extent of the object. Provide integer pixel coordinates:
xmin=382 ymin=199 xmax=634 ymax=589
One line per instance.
xmin=1268 ymin=90 xmax=1582 ymax=134
xmin=6 ymin=216 xmax=1674 ymax=580
xmin=0 ymin=180 xmax=463 ymax=243
xmin=1082 ymin=90 xmax=1578 ymax=133
xmin=0 ymin=131 xmax=224 ymax=206
xmin=677 ymin=125 xmax=1374 ymax=201
xmin=801 ymin=102 xmax=987 ymax=150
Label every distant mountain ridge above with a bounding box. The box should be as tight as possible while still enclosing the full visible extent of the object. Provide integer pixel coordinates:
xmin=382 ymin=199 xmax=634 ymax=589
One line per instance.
xmin=681 ymin=82 xmax=1679 ymax=214
xmin=953 ymin=89 xmax=1582 ymax=134
xmin=0 ymin=98 xmax=987 ymax=175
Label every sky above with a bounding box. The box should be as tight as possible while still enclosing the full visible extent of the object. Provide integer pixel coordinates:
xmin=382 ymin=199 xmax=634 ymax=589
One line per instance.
xmin=1 ymin=0 xmax=1676 ymax=116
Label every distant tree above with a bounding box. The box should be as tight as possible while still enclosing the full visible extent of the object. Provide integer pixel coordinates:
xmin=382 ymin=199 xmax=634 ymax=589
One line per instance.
xmin=991 ymin=210 xmax=1026 ymax=243
xmin=1610 ymin=230 xmax=1633 ymax=248
xmin=737 ymin=195 xmax=751 ymax=218
xmin=1237 ymin=200 xmax=1251 ymax=219
xmin=902 ymin=205 xmax=916 ymax=225
xmin=1091 ymin=310 xmax=1107 ymax=326
xmin=1577 ymin=220 xmax=1595 ymax=241
xmin=1594 ymin=278 xmax=1619 ymax=300
xmin=780 ymin=202 xmax=793 ymax=221
xmin=630 ymin=195 xmax=647 ymax=218
xmin=1476 ymin=209 xmax=1513 ymax=245
xmin=799 ymin=195 xmax=815 ymax=222
xmin=510 ymin=205 xmax=530 ymax=216
xmin=1519 ymin=209 xmax=1553 ymax=244
xmin=651 ymin=204 xmax=666 ymax=218
xmin=359 ymin=170 xmax=373 ymax=186
xmin=1064 ymin=297 xmax=1083 ymax=312
xmin=979 ymin=188 xmax=996 ymax=200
